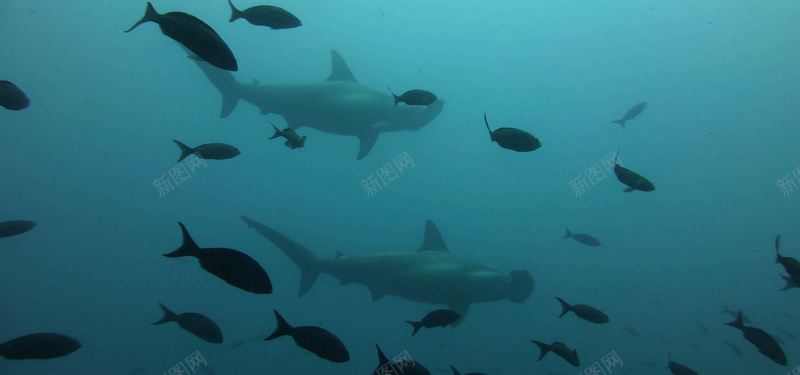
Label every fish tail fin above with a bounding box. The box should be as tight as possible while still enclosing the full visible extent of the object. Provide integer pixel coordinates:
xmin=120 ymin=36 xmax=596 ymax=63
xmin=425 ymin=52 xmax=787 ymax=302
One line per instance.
xmin=724 ymin=310 xmax=746 ymax=330
xmin=554 ymin=297 xmax=572 ymax=318
xmin=163 ymin=222 xmax=201 ymax=258
xmin=448 ymin=365 xmax=461 ymax=375
xmin=227 ymin=0 xmax=242 ymax=22
xmin=152 ymin=303 xmax=179 ymax=325
xmin=125 ymin=2 xmax=159 ymax=33
xmin=562 ymin=227 xmax=572 ymax=239
xmin=611 ymin=119 xmax=625 ymax=129
xmin=241 ymin=216 xmax=322 ymax=297
xmin=375 ymin=344 xmax=391 ymax=367
xmin=172 ymin=139 xmax=194 ymax=162
xmin=265 ymin=310 xmax=293 ymax=340
xmin=776 ymin=234 xmax=782 ymax=263
xmin=483 ymin=112 xmax=495 ymax=141
xmin=267 ymin=121 xmax=282 ymax=140
xmin=387 ymin=86 xmax=400 ymax=106
xmin=406 ymin=321 xmax=423 ymax=337
xmin=530 ymin=340 xmax=550 ymax=361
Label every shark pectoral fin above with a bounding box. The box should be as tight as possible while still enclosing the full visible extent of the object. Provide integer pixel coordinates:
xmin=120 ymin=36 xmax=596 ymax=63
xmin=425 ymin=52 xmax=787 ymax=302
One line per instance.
xmin=447 ymin=302 xmax=470 ymax=326
xmin=356 ymin=131 xmax=379 ymax=160
xmin=368 ymin=285 xmax=387 ymax=302
xmin=623 ymin=187 xmax=635 ymax=193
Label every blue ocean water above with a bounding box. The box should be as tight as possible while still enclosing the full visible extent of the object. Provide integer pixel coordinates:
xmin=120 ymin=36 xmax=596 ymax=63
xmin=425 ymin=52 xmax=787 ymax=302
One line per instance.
xmin=1 ymin=0 xmax=799 ymax=374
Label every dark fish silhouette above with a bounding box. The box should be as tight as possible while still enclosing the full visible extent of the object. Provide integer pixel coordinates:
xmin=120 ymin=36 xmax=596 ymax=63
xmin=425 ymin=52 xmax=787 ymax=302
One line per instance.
xmin=554 ymin=297 xmax=609 ymax=323
xmin=621 ymin=325 xmax=639 ymax=336
xmin=406 ymin=309 xmax=461 ymax=336
xmin=724 ymin=310 xmax=787 ymax=366
xmin=775 ymin=234 xmax=800 ymax=287
xmin=722 ymin=305 xmax=751 ymax=323
xmin=0 ymin=81 xmax=30 ymax=110
xmin=0 ymin=333 xmax=81 ymax=359
xmin=227 ymin=0 xmax=301 ymax=29
xmin=780 ymin=275 xmax=798 ymax=291
xmin=265 ymin=310 xmax=349 ymax=362
xmin=530 ymin=340 xmax=579 ymax=367
xmin=371 ymin=344 xmax=431 ymax=375
xmin=483 ymin=113 xmax=541 ymax=152
xmin=388 ymin=88 xmax=438 ymax=106
xmin=163 ymin=222 xmax=272 ymax=294
xmin=152 ymin=303 xmax=223 ymax=343
xmin=723 ymin=339 xmax=742 ymax=357
xmin=268 ymin=121 xmax=306 ymax=149
xmin=667 ymin=352 xmax=698 ymax=375
xmin=449 ymin=365 xmax=487 ymax=375
xmin=562 ymin=227 xmax=600 ymax=247
xmin=173 ymin=140 xmax=240 ymax=162
xmin=611 ymin=102 xmax=647 ymax=129
xmin=613 ymin=148 xmax=654 ymax=192
xmin=126 ymin=2 xmax=238 ymax=71
xmin=0 ymin=220 xmax=36 ymax=239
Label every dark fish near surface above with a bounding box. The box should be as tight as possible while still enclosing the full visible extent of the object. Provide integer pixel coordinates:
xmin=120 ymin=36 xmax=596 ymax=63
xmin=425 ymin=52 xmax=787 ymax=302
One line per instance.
xmin=611 ymin=102 xmax=647 ymax=129
xmin=621 ymin=325 xmax=639 ymax=336
xmin=126 ymin=2 xmax=238 ymax=71
xmin=775 ymin=234 xmax=800 ymax=286
xmin=554 ymin=297 xmax=609 ymax=323
xmin=0 ymin=220 xmax=36 ymax=239
xmin=723 ymin=339 xmax=742 ymax=357
xmin=227 ymin=0 xmax=301 ymax=29
xmin=388 ymin=88 xmax=438 ymax=106
xmin=0 ymin=333 xmax=81 ymax=359
xmin=667 ymin=352 xmax=699 ymax=375
xmin=372 ymin=344 xmax=431 ymax=375
xmin=613 ymin=148 xmax=654 ymax=192
xmin=562 ymin=227 xmax=601 ymax=247
xmin=721 ymin=305 xmax=751 ymax=323
xmin=268 ymin=121 xmax=306 ymax=149
xmin=173 ymin=140 xmax=240 ymax=162
xmin=406 ymin=309 xmax=461 ymax=336
xmin=152 ymin=303 xmax=223 ymax=343
xmin=265 ymin=310 xmax=349 ymax=363
xmin=483 ymin=113 xmax=541 ymax=152
xmin=530 ymin=340 xmax=579 ymax=367
xmin=724 ymin=310 xmax=787 ymax=366
xmin=163 ymin=222 xmax=272 ymax=294
xmin=449 ymin=365 xmax=487 ymax=375
xmin=0 ymin=81 xmax=30 ymax=110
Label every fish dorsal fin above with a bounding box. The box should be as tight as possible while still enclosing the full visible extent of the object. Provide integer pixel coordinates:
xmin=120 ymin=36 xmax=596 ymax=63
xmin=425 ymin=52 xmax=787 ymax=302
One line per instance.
xmin=417 ymin=220 xmax=449 ymax=253
xmin=375 ymin=344 xmax=391 ymax=366
xmin=327 ymin=50 xmax=358 ymax=83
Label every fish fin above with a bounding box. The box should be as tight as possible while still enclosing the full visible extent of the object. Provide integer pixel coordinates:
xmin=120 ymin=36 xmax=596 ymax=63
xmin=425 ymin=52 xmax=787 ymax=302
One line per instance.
xmin=781 ymin=275 xmax=796 ymax=291
xmin=623 ymin=187 xmax=635 ymax=192
xmin=241 ymin=216 xmax=321 ymax=297
xmin=369 ymin=285 xmax=387 ymax=302
xmin=189 ymin=54 xmax=241 ymax=118
xmin=448 ymin=365 xmax=461 ymax=375
xmin=284 ymin=141 xmax=292 ymax=148
xmin=267 ymin=122 xmax=282 ymax=139
xmin=417 ymin=220 xmax=450 ymax=253
xmin=530 ymin=340 xmax=550 ymax=361
xmin=265 ymin=310 xmax=293 ymax=340
xmin=388 ymin=87 xmax=400 ymax=106
xmin=152 ymin=303 xmax=179 ymax=325
xmin=227 ymin=0 xmax=242 ymax=22
xmin=327 ymin=50 xmax=358 ymax=83
xmin=172 ymin=139 xmax=194 ymax=162
xmin=405 ymin=321 xmax=423 ymax=337
xmin=375 ymin=344 xmax=391 ymax=367
xmin=562 ymin=227 xmax=572 ymax=239
xmin=555 ymin=297 xmax=572 ymax=318
xmin=356 ymin=131 xmax=379 ymax=160
xmin=776 ymin=234 xmax=782 ymax=263
xmin=724 ymin=310 xmax=746 ymax=330
xmin=611 ymin=119 xmax=625 ymax=129
xmin=484 ymin=113 xmax=495 ymax=141
xmin=163 ymin=222 xmax=201 ymax=258
xmin=125 ymin=2 xmax=159 ymax=33
xmin=335 ymin=251 xmax=345 ymax=258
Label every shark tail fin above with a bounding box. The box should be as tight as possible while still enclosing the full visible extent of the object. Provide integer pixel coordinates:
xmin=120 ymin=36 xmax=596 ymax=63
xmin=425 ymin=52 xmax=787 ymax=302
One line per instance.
xmin=125 ymin=2 xmax=159 ymax=33
xmin=268 ymin=121 xmax=282 ymax=139
xmin=555 ymin=297 xmax=572 ymax=318
xmin=530 ymin=341 xmax=551 ymax=361
xmin=265 ymin=310 xmax=294 ymax=340
xmin=228 ymin=0 xmax=243 ymax=22
xmin=562 ymin=227 xmax=573 ymax=239
xmin=406 ymin=321 xmax=423 ymax=337
xmin=163 ymin=222 xmax=201 ymax=258
xmin=152 ymin=303 xmax=179 ymax=325
xmin=241 ymin=216 xmax=321 ymax=297
xmin=172 ymin=139 xmax=194 ymax=162
xmin=190 ymin=53 xmax=242 ymax=118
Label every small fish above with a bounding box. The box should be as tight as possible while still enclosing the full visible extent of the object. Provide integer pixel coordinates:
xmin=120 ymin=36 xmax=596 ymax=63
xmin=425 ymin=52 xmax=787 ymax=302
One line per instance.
xmin=0 ymin=333 xmax=81 ymax=359
xmin=698 ymin=321 xmax=709 ymax=336
xmin=724 ymin=310 xmax=787 ymax=366
xmin=780 ymin=275 xmax=798 ymax=291
xmin=265 ymin=310 xmax=349 ymax=363
xmin=449 ymin=365 xmax=487 ymax=375
xmin=173 ymin=140 xmax=240 ymax=162
xmin=0 ymin=220 xmax=36 ymax=239
xmin=667 ymin=352 xmax=699 ymax=375
xmin=152 ymin=303 xmax=223 ymax=343
xmin=562 ymin=227 xmax=600 ymax=247
xmin=775 ymin=235 xmax=800 ymax=287
xmin=163 ymin=222 xmax=272 ymax=294
xmin=554 ymin=297 xmax=609 ymax=323
xmin=0 ymin=81 xmax=30 ymax=110
xmin=406 ymin=309 xmax=460 ymax=336
xmin=611 ymin=102 xmax=647 ymax=129
xmin=268 ymin=121 xmax=306 ymax=149
xmin=126 ymin=2 xmax=238 ymax=71
xmin=227 ymin=0 xmax=301 ymax=29
xmin=613 ymin=148 xmax=654 ymax=192
xmin=483 ymin=113 xmax=541 ymax=152
xmin=723 ymin=339 xmax=742 ymax=357
xmin=621 ymin=325 xmax=639 ymax=337
xmin=530 ymin=340 xmax=580 ymax=367
xmin=388 ymin=88 xmax=437 ymax=106
xmin=372 ymin=344 xmax=431 ymax=375
xmin=721 ymin=305 xmax=751 ymax=323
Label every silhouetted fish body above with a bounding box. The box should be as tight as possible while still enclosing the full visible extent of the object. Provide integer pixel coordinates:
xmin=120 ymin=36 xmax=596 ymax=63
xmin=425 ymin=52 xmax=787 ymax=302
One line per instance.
xmin=0 ymin=333 xmax=81 ymax=359
xmin=723 ymin=340 xmax=742 ymax=357
xmin=667 ymin=353 xmax=698 ymax=375
xmin=0 ymin=81 xmax=30 ymax=110
xmin=562 ymin=227 xmax=600 ymax=247
xmin=268 ymin=121 xmax=306 ymax=149
xmin=530 ymin=340 xmax=579 ymax=367
xmin=152 ymin=303 xmax=223 ymax=343
xmin=775 ymin=235 xmax=800 ymax=287
xmin=265 ymin=310 xmax=349 ymax=362
xmin=372 ymin=344 xmax=431 ymax=375
xmin=173 ymin=140 xmax=240 ymax=162
xmin=483 ymin=113 xmax=541 ymax=152
xmin=389 ymin=88 xmax=438 ymax=106
xmin=724 ymin=310 xmax=786 ymax=366
xmin=406 ymin=309 xmax=460 ymax=336
xmin=611 ymin=102 xmax=647 ymax=129
xmin=449 ymin=365 xmax=487 ymax=375
xmin=554 ymin=297 xmax=608 ymax=323
xmin=228 ymin=0 xmax=301 ymax=29
xmin=613 ymin=150 xmax=654 ymax=192
xmin=0 ymin=220 xmax=36 ymax=239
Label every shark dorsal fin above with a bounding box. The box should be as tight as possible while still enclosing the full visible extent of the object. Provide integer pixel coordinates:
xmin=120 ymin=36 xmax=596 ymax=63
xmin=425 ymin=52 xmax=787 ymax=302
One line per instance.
xmin=418 ymin=220 xmax=450 ymax=253
xmin=327 ymin=50 xmax=358 ymax=83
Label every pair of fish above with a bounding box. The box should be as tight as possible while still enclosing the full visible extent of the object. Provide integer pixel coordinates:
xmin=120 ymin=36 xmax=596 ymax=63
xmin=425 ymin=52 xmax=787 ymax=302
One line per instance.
xmin=173 ymin=140 xmax=240 ymax=162
xmin=484 ymin=113 xmax=541 ymax=152
xmin=265 ymin=310 xmax=349 ymax=363
xmin=0 ymin=220 xmax=36 ymax=239
xmin=0 ymin=333 xmax=81 ymax=360
xmin=562 ymin=227 xmax=601 ymax=247
xmin=406 ymin=309 xmax=460 ymax=336
xmin=613 ymin=148 xmax=655 ymax=192
xmin=388 ymin=88 xmax=438 ymax=107
xmin=530 ymin=340 xmax=579 ymax=367
xmin=0 ymin=81 xmax=29 ymax=110
xmin=152 ymin=303 xmax=222 ymax=343
xmin=724 ymin=310 xmax=786 ymax=366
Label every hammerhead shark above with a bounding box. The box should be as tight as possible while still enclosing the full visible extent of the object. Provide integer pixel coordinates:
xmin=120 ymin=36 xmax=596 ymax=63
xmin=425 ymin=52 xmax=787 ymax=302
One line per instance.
xmin=240 ymin=216 xmax=535 ymax=323
xmin=192 ymin=50 xmax=444 ymax=160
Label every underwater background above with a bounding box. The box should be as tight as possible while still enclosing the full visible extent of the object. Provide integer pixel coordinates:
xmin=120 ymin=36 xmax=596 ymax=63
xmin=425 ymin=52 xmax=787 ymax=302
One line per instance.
xmin=1 ymin=0 xmax=799 ymax=373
